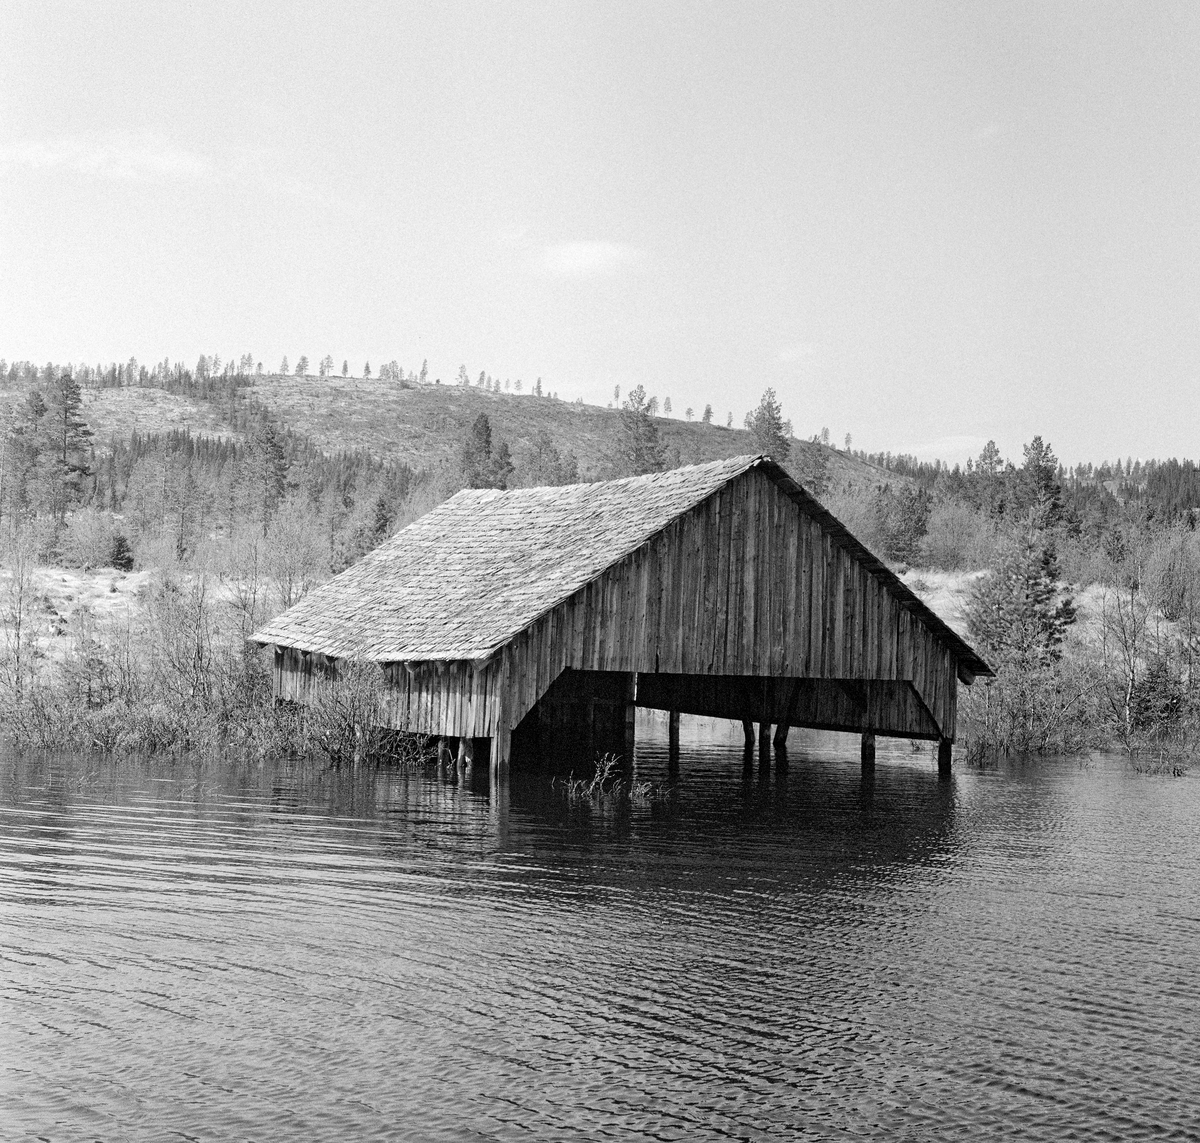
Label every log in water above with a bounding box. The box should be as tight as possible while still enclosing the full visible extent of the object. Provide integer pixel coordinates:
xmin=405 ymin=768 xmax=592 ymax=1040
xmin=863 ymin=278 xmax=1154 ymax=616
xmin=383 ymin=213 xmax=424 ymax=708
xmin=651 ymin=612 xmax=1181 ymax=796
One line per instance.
xmin=1 ymin=726 xmax=1198 ymax=1140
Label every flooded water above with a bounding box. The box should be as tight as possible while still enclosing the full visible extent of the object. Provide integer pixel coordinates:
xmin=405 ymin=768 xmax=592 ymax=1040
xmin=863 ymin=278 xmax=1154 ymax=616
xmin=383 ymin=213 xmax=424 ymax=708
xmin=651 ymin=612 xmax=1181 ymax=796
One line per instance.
xmin=2 ymin=718 xmax=1199 ymax=1141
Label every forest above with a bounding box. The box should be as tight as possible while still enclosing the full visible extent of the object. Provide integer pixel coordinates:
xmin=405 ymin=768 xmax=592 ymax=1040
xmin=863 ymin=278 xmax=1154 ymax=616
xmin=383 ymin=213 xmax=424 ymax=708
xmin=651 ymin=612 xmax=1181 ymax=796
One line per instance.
xmin=3 ymin=354 xmax=1200 ymax=766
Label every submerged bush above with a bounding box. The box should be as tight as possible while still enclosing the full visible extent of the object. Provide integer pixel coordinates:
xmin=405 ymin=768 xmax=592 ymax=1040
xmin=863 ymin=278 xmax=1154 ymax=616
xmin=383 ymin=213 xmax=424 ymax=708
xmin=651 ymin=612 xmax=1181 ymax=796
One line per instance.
xmin=554 ymin=753 xmax=668 ymax=805
xmin=299 ymin=656 xmax=432 ymax=767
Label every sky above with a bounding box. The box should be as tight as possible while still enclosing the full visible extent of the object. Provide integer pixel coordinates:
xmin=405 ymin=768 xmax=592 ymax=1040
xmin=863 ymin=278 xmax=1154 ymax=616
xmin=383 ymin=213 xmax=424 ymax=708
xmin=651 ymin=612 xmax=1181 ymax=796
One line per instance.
xmin=1 ymin=1 xmax=1197 ymax=468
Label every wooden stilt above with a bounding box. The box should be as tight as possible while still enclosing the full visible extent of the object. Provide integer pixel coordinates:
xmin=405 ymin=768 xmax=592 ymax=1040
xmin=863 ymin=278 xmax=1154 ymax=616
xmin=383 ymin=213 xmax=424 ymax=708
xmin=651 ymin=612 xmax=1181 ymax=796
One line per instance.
xmin=861 ymin=731 xmax=876 ymax=771
xmin=622 ymin=672 xmax=637 ymax=763
xmin=491 ymin=723 xmax=511 ymax=785
xmin=457 ymin=736 xmax=475 ymax=768
xmin=742 ymin=719 xmax=755 ymax=749
xmin=668 ymin=710 xmax=680 ymax=756
xmin=937 ymin=738 xmax=952 ymax=777
xmin=438 ymin=737 xmax=454 ymax=766
xmin=758 ymin=721 xmax=772 ymax=760
xmin=773 ymin=721 xmax=790 ymax=748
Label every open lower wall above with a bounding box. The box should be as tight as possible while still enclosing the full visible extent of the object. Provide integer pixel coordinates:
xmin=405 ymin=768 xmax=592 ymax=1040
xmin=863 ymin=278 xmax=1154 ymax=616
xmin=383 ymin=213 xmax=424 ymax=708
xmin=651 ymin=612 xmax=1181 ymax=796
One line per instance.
xmin=634 ymin=672 xmax=945 ymax=740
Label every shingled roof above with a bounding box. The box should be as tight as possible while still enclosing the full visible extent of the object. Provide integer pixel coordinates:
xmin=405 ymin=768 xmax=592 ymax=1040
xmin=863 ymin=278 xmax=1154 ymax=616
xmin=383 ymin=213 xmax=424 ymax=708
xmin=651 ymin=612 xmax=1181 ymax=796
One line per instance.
xmin=252 ymin=454 xmax=991 ymax=676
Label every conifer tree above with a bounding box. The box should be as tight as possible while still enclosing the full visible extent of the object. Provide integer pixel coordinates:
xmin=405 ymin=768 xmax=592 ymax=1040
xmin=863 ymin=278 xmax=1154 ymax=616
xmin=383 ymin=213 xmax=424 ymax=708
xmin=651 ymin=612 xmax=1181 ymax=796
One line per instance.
xmin=746 ymin=388 xmax=792 ymax=461
xmin=44 ymin=370 xmax=94 ymax=522
xmin=615 ymin=385 xmax=666 ymax=476
xmin=460 ymin=414 xmax=513 ymax=489
xmin=967 ymin=526 xmax=1076 ymax=667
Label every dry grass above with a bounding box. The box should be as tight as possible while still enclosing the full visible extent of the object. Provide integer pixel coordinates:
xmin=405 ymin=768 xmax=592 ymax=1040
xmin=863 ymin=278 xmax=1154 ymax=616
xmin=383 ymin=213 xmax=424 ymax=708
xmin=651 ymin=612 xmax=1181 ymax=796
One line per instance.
xmin=80 ymin=387 xmax=238 ymax=441
xmin=899 ymin=569 xmax=986 ymax=639
xmin=7 ymin=370 xmax=899 ymax=493
xmin=0 ymin=565 xmax=155 ymax=664
xmin=247 ymin=374 xmax=892 ymax=490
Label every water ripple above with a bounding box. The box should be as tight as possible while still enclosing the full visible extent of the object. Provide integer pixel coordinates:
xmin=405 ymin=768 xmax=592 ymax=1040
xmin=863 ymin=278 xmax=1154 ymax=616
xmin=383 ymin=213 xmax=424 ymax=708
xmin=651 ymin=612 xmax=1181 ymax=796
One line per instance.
xmin=2 ymin=735 xmax=1199 ymax=1141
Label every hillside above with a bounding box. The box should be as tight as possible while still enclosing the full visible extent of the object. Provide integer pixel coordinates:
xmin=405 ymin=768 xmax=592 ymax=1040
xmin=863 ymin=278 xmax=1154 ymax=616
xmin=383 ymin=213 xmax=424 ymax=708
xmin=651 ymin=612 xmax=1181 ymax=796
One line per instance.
xmin=70 ymin=373 xmax=903 ymax=495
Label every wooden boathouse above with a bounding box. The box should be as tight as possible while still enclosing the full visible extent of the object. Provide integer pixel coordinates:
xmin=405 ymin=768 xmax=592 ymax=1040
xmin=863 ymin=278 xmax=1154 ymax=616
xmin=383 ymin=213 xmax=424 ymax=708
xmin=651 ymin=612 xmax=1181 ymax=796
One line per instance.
xmin=252 ymin=455 xmax=991 ymax=780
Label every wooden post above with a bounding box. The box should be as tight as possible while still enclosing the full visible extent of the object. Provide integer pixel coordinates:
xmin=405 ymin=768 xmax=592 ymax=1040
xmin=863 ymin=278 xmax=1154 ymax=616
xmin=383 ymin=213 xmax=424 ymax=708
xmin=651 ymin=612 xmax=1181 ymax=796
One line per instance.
xmin=938 ymin=738 xmax=952 ymax=776
xmin=491 ymin=723 xmax=511 ymax=785
xmin=776 ymin=680 xmax=800 ymax=750
xmin=622 ymin=672 xmax=637 ymax=763
xmin=457 ymin=736 xmax=475 ymax=768
xmin=438 ymin=737 xmax=454 ymax=766
xmin=758 ymin=721 xmax=772 ymax=760
xmin=668 ymin=710 xmax=680 ymax=756
xmin=742 ymin=719 xmax=755 ymax=749
xmin=861 ymin=731 xmax=876 ymax=771
xmin=491 ymin=650 xmax=512 ymax=790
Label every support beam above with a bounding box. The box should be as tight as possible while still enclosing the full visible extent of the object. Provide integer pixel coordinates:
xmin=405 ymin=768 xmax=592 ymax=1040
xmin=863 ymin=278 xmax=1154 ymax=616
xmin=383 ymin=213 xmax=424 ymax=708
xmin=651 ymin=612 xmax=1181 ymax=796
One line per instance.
xmin=457 ymin=736 xmax=475 ymax=768
xmin=742 ymin=719 xmax=755 ymax=749
xmin=438 ymin=737 xmax=454 ymax=766
xmin=937 ymin=738 xmax=952 ymax=777
xmin=668 ymin=710 xmax=680 ymax=757
xmin=773 ymin=721 xmax=790 ymax=748
xmin=861 ymin=732 xmax=876 ymax=772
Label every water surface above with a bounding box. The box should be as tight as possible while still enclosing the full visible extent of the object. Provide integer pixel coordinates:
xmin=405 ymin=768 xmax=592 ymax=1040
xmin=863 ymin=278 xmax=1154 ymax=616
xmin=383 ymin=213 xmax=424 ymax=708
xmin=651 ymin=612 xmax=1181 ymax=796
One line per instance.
xmin=2 ymin=722 xmax=1198 ymax=1140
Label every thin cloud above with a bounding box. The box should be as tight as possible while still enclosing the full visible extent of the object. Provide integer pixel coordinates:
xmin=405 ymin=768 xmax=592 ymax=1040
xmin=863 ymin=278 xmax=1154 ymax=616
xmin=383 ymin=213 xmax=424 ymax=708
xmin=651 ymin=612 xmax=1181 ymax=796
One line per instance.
xmin=536 ymin=241 xmax=646 ymax=278
xmin=0 ymin=135 xmax=213 ymax=181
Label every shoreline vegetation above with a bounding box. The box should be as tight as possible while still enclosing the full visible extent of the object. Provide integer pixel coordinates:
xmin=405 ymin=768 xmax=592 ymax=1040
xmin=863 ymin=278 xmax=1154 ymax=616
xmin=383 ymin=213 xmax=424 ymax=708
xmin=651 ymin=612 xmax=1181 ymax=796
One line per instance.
xmin=3 ymin=356 xmax=1199 ymax=771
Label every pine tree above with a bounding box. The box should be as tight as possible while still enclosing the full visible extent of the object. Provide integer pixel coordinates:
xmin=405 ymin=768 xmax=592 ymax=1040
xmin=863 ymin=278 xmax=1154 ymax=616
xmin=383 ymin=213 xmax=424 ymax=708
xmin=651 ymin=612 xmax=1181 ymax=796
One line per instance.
xmin=280 ymin=356 xmax=289 ymax=375
xmin=44 ymin=370 xmax=94 ymax=522
xmin=967 ymin=526 xmax=1076 ymax=666
xmin=246 ymin=421 xmax=289 ymax=528
xmin=1021 ymin=436 xmax=1063 ymax=525
xmin=615 ymin=385 xmax=666 ymax=476
xmin=702 ymin=404 xmax=713 ymax=423
xmin=460 ymin=414 xmax=512 ymax=489
xmin=296 ymin=356 xmax=309 ymax=376
xmin=746 ymin=388 xmax=792 ymax=461
xmin=342 ymin=360 xmax=349 ymax=377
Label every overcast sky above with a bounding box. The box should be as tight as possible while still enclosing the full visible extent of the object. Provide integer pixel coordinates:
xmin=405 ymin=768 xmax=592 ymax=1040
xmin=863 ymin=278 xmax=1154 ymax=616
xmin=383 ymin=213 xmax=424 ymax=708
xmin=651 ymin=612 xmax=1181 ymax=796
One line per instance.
xmin=1 ymin=2 xmax=1197 ymax=467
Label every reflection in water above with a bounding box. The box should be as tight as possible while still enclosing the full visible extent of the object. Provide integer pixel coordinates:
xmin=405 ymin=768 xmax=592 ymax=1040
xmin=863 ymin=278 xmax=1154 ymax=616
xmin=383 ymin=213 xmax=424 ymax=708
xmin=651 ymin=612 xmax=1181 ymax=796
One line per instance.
xmin=1 ymin=728 xmax=1199 ymax=1141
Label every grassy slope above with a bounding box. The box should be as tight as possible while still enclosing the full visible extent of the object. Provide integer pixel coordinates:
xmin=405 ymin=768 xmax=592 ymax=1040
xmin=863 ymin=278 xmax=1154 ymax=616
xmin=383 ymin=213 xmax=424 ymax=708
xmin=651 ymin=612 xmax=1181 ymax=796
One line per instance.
xmin=245 ymin=374 xmax=900 ymax=492
xmin=5 ymin=373 xmax=904 ymax=494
